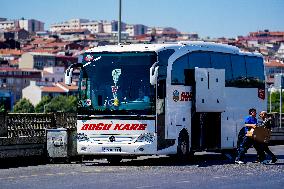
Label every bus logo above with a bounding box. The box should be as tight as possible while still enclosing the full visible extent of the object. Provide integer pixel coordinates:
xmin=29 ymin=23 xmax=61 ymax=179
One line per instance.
xmin=180 ymin=92 xmax=192 ymax=101
xmin=173 ymin=90 xmax=180 ymax=102
xmin=173 ymin=90 xmax=192 ymax=102
xmin=84 ymin=54 xmax=94 ymax=62
xmin=258 ymin=88 xmax=265 ymax=100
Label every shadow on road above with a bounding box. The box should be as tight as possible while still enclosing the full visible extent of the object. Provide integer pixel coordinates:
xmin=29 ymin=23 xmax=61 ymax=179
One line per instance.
xmin=85 ymin=152 xmax=284 ymax=167
xmin=0 ymin=156 xmax=48 ymax=169
xmin=1 ymin=153 xmax=283 ymax=169
xmin=84 ymin=153 xmax=234 ymax=167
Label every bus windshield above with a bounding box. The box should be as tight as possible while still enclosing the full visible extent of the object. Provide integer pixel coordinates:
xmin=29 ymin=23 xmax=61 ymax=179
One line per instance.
xmin=78 ymin=52 xmax=157 ymax=115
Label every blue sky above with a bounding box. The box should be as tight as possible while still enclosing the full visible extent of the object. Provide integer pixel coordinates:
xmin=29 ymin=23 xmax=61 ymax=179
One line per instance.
xmin=1 ymin=0 xmax=283 ymax=38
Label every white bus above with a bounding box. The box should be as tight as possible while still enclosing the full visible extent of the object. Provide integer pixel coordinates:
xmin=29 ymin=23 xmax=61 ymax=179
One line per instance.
xmin=65 ymin=41 xmax=266 ymax=163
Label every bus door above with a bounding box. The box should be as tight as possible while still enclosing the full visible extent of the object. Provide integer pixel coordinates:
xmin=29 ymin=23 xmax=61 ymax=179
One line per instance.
xmin=165 ymin=78 xmax=192 ymax=142
xmin=191 ymin=68 xmax=225 ymax=150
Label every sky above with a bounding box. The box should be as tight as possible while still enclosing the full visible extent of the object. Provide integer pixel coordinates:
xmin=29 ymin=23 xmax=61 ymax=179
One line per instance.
xmin=1 ymin=0 xmax=284 ymax=38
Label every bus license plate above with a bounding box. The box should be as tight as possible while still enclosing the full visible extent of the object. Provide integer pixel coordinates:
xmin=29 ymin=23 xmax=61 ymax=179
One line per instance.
xmin=102 ymin=147 xmax=121 ymax=152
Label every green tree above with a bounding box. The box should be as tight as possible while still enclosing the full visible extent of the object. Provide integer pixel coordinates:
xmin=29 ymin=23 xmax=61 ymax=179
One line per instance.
xmin=0 ymin=104 xmax=5 ymax=113
xmin=45 ymin=95 xmax=77 ymax=113
xmin=0 ymin=98 xmax=7 ymax=113
xmin=13 ymin=98 xmax=35 ymax=113
xmin=268 ymin=91 xmax=284 ymax=113
xmin=35 ymin=96 xmax=52 ymax=113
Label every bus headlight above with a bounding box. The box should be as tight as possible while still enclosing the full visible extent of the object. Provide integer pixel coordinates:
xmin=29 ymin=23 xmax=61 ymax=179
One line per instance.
xmin=135 ymin=133 xmax=155 ymax=143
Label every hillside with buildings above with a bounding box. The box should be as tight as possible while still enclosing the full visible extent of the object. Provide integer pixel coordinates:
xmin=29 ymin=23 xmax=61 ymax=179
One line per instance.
xmin=0 ymin=17 xmax=284 ymax=111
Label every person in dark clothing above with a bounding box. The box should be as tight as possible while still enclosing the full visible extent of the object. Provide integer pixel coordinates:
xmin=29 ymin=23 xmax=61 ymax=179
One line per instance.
xmin=235 ymin=108 xmax=258 ymax=164
xmin=255 ymin=111 xmax=277 ymax=164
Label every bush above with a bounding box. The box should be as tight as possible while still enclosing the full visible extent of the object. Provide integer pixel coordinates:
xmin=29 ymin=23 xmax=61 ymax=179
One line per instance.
xmin=44 ymin=95 xmax=77 ymax=113
xmin=13 ymin=98 xmax=35 ymax=113
xmin=35 ymin=96 xmax=52 ymax=113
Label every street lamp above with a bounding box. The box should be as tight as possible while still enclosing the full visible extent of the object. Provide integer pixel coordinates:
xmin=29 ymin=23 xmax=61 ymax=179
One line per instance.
xmin=118 ymin=0 xmax=122 ymax=44
xmin=44 ymin=103 xmax=50 ymax=113
xmin=280 ymin=81 xmax=282 ymax=128
xmin=269 ymin=85 xmax=272 ymax=113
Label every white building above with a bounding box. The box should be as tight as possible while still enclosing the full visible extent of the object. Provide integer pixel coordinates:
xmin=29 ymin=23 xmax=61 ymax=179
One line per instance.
xmin=18 ymin=19 xmax=44 ymax=33
xmin=50 ymin=19 xmax=90 ymax=32
xmin=0 ymin=19 xmax=19 ymax=31
xmin=42 ymin=66 xmax=65 ymax=83
xmin=125 ymin=24 xmax=147 ymax=37
xmin=146 ymin=27 xmax=179 ymax=36
xmin=81 ymin=21 xmax=103 ymax=33
xmin=0 ymin=18 xmax=44 ymax=33
xmin=276 ymin=43 xmax=284 ymax=59
xmin=50 ymin=19 xmax=126 ymax=34
xmin=102 ymin=20 xmax=125 ymax=33
xmin=22 ymin=81 xmax=78 ymax=106
xmin=19 ymin=52 xmax=56 ymax=70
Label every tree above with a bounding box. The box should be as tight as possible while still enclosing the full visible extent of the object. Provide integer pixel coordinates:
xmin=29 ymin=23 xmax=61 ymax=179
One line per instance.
xmin=13 ymin=98 xmax=35 ymax=113
xmin=0 ymin=104 xmax=5 ymax=113
xmin=45 ymin=95 xmax=77 ymax=113
xmin=268 ymin=91 xmax=284 ymax=113
xmin=35 ymin=96 xmax=52 ymax=113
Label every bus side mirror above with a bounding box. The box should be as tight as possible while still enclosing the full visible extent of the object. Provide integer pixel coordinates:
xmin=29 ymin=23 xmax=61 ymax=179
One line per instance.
xmin=150 ymin=65 xmax=159 ymax=85
xmin=65 ymin=68 xmax=73 ymax=85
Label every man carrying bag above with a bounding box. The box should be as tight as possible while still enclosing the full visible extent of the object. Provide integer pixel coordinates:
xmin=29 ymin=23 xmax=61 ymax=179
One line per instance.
xmin=252 ymin=111 xmax=278 ymax=164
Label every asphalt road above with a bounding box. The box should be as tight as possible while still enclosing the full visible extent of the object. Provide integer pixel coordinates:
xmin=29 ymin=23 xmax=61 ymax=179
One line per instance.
xmin=0 ymin=145 xmax=283 ymax=189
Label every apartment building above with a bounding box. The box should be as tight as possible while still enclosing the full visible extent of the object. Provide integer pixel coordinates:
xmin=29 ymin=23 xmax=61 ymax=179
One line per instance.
xmin=50 ymin=19 xmax=126 ymax=34
xmin=18 ymin=19 xmax=44 ymax=33
xmin=41 ymin=66 xmax=65 ymax=83
xmin=50 ymin=19 xmax=90 ymax=32
xmin=81 ymin=21 xmax=103 ymax=33
xmin=0 ymin=19 xmax=19 ymax=31
xmin=265 ymin=59 xmax=284 ymax=85
xmin=0 ymin=18 xmax=44 ymax=33
xmin=19 ymin=52 xmax=78 ymax=70
xmin=0 ymin=67 xmax=41 ymax=102
xmin=19 ymin=52 xmax=56 ymax=70
xmin=125 ymin=24 xmax=147 ymax=37
xmin=276 ymin=43 xmax=284 ymax=59
xmin=0 ymin=28 xmax=30 ymax=41
xmin=102 ymin=20 xmax=126 ymax=33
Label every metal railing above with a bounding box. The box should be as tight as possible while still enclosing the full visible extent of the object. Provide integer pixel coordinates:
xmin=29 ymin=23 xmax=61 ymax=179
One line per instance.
xmin=0 ymin=112 xmax=76 ymax=140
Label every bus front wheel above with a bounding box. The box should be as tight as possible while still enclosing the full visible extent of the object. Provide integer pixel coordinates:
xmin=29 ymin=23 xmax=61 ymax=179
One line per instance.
xmin=177 ymin=131 xmax=189 ymax=160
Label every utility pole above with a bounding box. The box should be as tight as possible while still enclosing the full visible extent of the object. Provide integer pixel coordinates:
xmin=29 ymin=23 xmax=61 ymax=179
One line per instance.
xmin=269 ymin=85 xmax=272 ymax=113
xmin=118 ymin=0 xmax=122 ymax=44
xmin=280 ymin=77 xmax=282 ymax=128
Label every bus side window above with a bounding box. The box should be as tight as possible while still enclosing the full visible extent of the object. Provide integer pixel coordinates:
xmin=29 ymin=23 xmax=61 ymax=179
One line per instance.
xmin=171 ymin=54 xmax=188 ymax=85
xmin=210 ymin=52 xmax=233 ymax=86
xmin=188 ymin=51 xmax=211 ymax=69
xmin=231 ymin=55 xmax=246 ymax=87
xmin=184 ymin=69 xmax=195 ymax=86
xmin=245 ymin=56 xmax=265 ymax=88
xmin=158 ymin=49 xmax=175 ymax=78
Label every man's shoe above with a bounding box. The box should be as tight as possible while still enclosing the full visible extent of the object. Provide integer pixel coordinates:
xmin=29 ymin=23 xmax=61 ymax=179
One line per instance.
xmin=270 ymin=157 xmax=277 ymax=164
xmin=252 ymin=160 xmax=261 ymax=163
xmin=235 ymin=160 xmax=245 ymax=164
